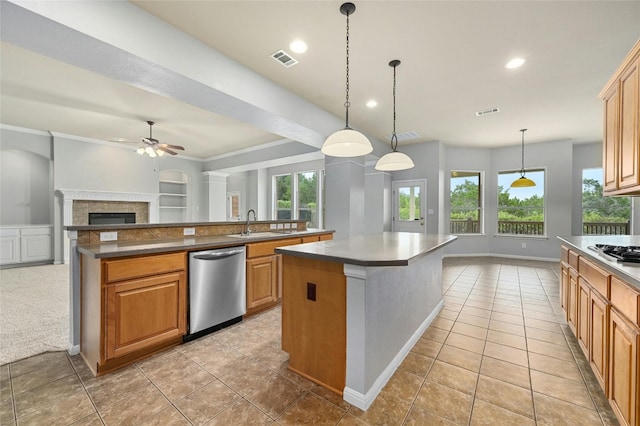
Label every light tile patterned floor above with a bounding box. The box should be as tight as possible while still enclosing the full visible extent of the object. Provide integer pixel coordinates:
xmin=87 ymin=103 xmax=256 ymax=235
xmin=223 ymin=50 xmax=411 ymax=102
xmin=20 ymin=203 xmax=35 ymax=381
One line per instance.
xmin=0 ymin=257 xmax=619 ymax=425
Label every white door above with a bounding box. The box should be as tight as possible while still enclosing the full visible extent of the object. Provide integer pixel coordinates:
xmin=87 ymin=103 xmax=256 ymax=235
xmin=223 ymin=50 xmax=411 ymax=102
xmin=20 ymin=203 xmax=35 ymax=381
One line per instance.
xmin=392 ymin=180 xmax=426 ymax=233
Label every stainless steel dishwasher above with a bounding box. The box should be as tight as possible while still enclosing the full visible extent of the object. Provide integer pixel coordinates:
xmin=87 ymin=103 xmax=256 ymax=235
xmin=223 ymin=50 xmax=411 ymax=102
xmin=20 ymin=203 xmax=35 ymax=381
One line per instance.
xmin=186 ymin=246 xmax=246 ymax=340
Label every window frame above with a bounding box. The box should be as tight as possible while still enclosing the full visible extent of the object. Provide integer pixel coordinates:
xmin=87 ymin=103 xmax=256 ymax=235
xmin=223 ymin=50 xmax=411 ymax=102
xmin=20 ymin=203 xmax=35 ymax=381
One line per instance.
xmin=449 ymin=170 xmax=484 ymax=235
xmin=496 ymin=167 xmax=546 ymax=237
xmin=271 ymin=169 xmax=324 ymax=229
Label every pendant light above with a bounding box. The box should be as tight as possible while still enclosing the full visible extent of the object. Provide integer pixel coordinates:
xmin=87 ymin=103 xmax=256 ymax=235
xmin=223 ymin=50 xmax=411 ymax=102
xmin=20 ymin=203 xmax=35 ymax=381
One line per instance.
xmin=375 ymin=60 xmax=415 ymax=171
xmin=321 ymin=2 xmax=373 ymax=157
xmin=510 ymin=128 xmax=536 ymax=187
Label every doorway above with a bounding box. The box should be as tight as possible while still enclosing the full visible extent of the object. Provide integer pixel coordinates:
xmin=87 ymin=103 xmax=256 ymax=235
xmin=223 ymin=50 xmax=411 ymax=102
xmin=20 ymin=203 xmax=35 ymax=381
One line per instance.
xmin=392 ymin=179 xmax=426 ymax=233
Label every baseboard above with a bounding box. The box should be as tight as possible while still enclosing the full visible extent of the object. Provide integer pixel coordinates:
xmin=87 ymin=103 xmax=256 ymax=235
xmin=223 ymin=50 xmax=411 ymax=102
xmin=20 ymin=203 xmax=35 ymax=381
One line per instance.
xmin=443 ymin=253 xmax=559 ymax=263
xmin=343 ymin=300 xmax=444 ymax=411
xmin=67 ymin=344 xmax=80 ymax=356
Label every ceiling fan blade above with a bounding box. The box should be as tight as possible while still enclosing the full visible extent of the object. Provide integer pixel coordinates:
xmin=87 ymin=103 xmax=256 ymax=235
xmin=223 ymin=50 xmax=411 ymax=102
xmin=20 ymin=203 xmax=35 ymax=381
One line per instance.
xmin=159 ymin=143 xmax=185 ymax=150
xmin=157 ymin=146 xmax=178 ymax=155
xmin=142 ymin=137 xmax=159 ymax=144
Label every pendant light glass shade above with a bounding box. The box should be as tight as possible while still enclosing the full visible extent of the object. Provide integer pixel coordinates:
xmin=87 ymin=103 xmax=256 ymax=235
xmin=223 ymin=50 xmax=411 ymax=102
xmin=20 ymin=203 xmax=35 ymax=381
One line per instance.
xmin=321 ymin=2 xmax=373 ymax=158
xmin=375 ymin=59 xmax=414 ymax=171
xmin=322 ymin=128 xmax=374 ymax=157
xmin=510 ymin=128 xmax=535 ymax=187
xmin=375 ymin=151 xmax=415 ymax=171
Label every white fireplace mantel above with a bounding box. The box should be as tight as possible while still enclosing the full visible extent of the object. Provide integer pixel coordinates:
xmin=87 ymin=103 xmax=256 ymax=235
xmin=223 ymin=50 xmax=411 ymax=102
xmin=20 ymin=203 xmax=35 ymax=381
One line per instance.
xmin=56 ymin=189 xmax=159 ymax=226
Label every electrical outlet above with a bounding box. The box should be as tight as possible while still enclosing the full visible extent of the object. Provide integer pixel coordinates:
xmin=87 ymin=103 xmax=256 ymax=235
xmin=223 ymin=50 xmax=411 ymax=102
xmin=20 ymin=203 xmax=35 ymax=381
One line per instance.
xmin=291 ymin=223 xmax=298 ymax=229
xmin=284 ymin=223 xmax=291 ymax=229
xmin=100 ymin=232 xmax=118 ymax=242
xmin=307 ymin=282 xmax=316 ymax=301
xmin=183 ymin=228 xmax=195 ymax=236
xmin=269 ymin=223 xmax=277 ymax=230
xmin=277 ymin=223 xmax=284 ymax=229
xmin=521 ymin=243 xmax=527 ymax=249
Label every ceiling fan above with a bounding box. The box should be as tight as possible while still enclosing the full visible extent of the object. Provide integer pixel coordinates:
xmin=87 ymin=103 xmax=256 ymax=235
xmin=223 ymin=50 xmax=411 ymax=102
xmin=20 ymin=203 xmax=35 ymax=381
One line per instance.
xmin=136 ymin=120 xmax=185 ymax=157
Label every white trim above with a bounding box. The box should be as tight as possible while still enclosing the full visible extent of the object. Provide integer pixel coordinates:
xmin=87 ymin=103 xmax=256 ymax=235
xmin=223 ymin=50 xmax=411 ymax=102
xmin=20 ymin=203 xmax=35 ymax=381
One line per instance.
xmin=204 ymin=138 xmax=293 ymax=161
xmin=443 ymin=253 xmax=559 ymax=263
xmin=67 ymin=344 xmax=80 ymax=356
xmin=343 ymin=300 xmax=444 ymax=410
xmin=0 ymin=123 xmax=50 ymax=136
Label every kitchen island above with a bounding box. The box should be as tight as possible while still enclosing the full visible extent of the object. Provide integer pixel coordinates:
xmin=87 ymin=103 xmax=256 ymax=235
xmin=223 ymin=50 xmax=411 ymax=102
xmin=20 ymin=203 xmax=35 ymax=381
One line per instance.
xmin=275 ymin=232 xmax=457 ymax=411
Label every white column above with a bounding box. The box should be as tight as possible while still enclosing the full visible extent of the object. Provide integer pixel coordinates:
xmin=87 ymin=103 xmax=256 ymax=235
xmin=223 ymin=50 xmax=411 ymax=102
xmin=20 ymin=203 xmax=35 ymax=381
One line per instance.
xmin=324 ymin=156 xmax=366 ymax=239
xmin=205 ymin=171 xmax=229 ymax=221
xmin=257 ymin=168 xmax=268 ymax=220
xmin=365 ymin=164 xmax=391 ymax=234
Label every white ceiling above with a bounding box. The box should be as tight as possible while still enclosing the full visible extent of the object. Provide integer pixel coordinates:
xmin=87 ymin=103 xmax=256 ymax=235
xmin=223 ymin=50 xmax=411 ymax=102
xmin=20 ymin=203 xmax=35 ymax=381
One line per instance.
xmin=1 ymin=1 xmax=639 ymax=160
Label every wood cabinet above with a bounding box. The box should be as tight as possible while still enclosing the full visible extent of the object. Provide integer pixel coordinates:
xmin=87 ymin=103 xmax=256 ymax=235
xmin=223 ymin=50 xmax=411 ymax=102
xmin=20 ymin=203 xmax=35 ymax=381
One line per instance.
xmin=245 ymin=233 xmax=334 ymax=317
xmin=81 ymin=251 xmax=186 ymax=375
xmin=560 ymin=245 xmax=640 ymax=426
xmin=609 ymin=307 xmax=639 ymax=426
xmin=601 ymin=40 xmax=640 ymax=195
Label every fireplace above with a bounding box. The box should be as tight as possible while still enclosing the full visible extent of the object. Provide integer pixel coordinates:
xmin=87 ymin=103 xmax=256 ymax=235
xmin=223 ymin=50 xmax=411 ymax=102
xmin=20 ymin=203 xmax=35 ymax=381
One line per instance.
xmin=89 ymin=212 xmax=136 ymax=225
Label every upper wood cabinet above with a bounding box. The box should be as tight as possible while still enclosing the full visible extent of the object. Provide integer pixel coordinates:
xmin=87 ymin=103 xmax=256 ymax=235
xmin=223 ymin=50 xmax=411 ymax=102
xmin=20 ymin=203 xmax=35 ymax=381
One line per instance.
xmin=601 ymin=40 xmax=640 ymax=195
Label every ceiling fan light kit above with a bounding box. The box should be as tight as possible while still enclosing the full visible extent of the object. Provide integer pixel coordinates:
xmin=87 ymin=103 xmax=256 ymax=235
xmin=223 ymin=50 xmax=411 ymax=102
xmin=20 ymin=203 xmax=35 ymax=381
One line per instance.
xmin=136 ymin=120 xmax=185 ymax=158
xmin=321 ymin=2 xmax=373 ymax=158
xmin=510 ymin=128 xmax=535 ymax=187
xmin=375 ymin=59 xmax=415 ymax=171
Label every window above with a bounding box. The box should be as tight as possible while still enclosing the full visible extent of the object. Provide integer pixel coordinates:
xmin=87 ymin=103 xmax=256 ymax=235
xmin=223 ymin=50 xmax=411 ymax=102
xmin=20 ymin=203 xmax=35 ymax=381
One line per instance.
xmin=582 ymin=168 xmax=631 ymax=235
xmin=497 ymin=169 xmax=545 ymax=235
xmin=274 ymin=174 xmax=291 ymax=219
xmin=272 ymin=170 xmax=324 ymax=228
xmin=297 ymin=171 xmax=318 ymax=228
xmin=450 ymin=171 xmax=482 ymax=234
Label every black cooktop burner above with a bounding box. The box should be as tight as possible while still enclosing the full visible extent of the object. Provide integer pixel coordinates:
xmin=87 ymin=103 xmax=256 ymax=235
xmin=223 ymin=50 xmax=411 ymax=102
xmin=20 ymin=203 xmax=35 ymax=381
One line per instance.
xmin=593 ymin=244 xmax=640 ymax=263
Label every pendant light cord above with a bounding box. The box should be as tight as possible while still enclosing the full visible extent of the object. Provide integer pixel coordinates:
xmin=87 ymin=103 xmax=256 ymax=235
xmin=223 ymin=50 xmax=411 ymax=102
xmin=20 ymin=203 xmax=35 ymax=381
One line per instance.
xmin=520 ymin=128 xmax=527 ymax=177
xmin=391 ymin=63 xmax=398 ymax=151
xmin=344 ymin=9 xmax=351 ymax=128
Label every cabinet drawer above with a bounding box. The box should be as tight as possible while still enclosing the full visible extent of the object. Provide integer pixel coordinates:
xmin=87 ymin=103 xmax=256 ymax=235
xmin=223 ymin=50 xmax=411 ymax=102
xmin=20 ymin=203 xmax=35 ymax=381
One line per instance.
xmin=611 ymin=276 xmax=640 ymax=327
xmin=579 ymin=257 xmax=610 ymax=298
xmin=568 ymin=250 xmax=579 ymax=270
xmin=319 ymin=233 xmax=333 ymax=241
xmin=246 ymin=238 xmax=301 ymax=258
xmin=301 ymin=236 xmax=320 ymax=243
xmin=104 ymin=252 xmax=186 ymax=283
xmin=561 ymin=246 xmax=569 ymax=264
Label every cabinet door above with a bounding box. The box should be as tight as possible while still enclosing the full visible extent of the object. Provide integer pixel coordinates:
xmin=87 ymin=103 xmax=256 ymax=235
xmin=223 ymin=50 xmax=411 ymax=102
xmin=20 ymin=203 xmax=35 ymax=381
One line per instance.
xmin=603 ymin=83 xmax=620 ymax=192
xmin=20 ymin=234 xmax=52 ymax=263
xmin=609 ymin=308 xmax=639 ymax=426
xmin=560 ymin=263 xmax=569 ymax=319
xmin=577 ymin=278 xmax=590 ymax=358
xmin=0 ymin=233 xmax=20 ymax=265
xmin=568 ymin=269 xmax=579 ymax=334
xmin=618 ymin=59 xmax=640 ymax=190
xmin=590 ymin=290 xmax=609 ymax=395
xmin=246 ymin=255 xmax=278 ymax=310
xmin=106 ymin=271 xmax=186 ymax=360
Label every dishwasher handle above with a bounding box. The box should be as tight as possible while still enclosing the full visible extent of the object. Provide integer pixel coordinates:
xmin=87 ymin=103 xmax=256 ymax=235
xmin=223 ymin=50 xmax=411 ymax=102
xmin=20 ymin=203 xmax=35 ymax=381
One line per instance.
xmin=193 ymin=248 xmax=245 ymax=261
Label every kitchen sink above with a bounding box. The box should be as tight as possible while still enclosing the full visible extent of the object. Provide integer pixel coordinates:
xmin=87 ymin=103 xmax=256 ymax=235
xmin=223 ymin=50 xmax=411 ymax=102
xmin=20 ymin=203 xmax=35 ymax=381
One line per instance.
xmin=227 ymin=232 xmax=288 ymax=238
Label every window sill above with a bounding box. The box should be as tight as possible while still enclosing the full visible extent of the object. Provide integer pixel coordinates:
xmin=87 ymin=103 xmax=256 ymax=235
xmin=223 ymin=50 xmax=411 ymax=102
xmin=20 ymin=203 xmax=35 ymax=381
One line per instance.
xmin=493 ymin=234 xmax=549 ymax=240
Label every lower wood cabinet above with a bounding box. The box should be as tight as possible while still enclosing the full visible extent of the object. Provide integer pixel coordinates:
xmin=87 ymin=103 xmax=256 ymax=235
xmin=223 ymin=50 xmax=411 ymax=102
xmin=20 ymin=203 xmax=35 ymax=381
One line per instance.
xmin=246 ymin=255 xmax=278 ymax=311
xmin=81 ymin=251 xmax=187 ymax=375
xmin=245 ymin=232 xmax=333 ymax=317
xmin=590 ymin=289 xmax=610 ymax=394
xmin=560 ymin=245 xmax=639 ymax=426
xmin=106 ymin=271 xmax=186 ymax=359
xmin=609 ymin=307 xmax=639 ymax=426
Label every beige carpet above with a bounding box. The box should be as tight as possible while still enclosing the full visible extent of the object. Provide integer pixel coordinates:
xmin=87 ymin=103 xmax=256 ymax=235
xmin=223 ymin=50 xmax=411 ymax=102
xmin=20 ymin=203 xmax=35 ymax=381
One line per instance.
xmin=0 ymin=264 xmax=69 ymax=365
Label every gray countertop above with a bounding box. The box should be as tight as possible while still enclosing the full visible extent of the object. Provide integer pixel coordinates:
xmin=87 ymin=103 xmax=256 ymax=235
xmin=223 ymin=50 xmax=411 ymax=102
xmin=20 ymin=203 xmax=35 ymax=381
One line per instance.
xmin=77 ymin=229 xmax=333 ymax=259
xmin=274 ymin=232 xmax=458 ymax=267
xmin=557 ymin=235 xmax=640 ymax=290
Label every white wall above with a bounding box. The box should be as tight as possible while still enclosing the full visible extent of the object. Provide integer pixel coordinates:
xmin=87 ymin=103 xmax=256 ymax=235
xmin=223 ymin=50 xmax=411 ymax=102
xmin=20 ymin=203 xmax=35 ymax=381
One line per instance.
xmin=0 ymin=127 xmax=53 ymax=226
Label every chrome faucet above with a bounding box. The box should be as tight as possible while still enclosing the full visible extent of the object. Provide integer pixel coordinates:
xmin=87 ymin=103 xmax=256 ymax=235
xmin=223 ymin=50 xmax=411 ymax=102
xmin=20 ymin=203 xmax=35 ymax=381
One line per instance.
xmin=244 ymin=209 xmax=257 ymax=235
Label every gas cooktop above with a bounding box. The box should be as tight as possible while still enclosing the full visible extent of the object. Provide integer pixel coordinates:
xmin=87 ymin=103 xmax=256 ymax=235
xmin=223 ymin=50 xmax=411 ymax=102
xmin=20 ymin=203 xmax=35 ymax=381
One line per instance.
xmin=589 ymin=244 xmax=640 ymax=263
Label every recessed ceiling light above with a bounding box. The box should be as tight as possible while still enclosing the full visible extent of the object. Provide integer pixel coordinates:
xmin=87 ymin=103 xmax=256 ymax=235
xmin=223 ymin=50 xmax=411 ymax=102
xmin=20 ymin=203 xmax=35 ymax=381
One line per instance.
xmin=505 ymin=58 xmax=525 ymax=69
xmin=289 ymin=40 xmax=308 ymax=54
xmin=366 ymin=100 xmax=378 ymax=108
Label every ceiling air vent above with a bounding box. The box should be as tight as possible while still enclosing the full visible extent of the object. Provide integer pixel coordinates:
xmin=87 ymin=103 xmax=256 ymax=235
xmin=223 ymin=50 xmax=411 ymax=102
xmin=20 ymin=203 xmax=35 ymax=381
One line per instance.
xmin=271 ymin=50 xmax=298 ymax=68
xmin=475 ymin=107 xmax=500 ymax=117
xmin=388 ymin=131 xmax=420 ymax=142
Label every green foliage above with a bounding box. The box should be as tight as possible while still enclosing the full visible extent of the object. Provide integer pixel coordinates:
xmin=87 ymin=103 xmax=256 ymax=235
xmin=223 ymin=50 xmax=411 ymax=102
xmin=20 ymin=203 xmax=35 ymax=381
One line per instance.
xmin=582 ymin=178 xmax=630 ymax=222
xmin=275 ymin=175 xmax=291 ymax=203
xmin=398 ymin=190 xmax=421 ymax=220
xmin=297 ymin=172 xmax=317 ymax=207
